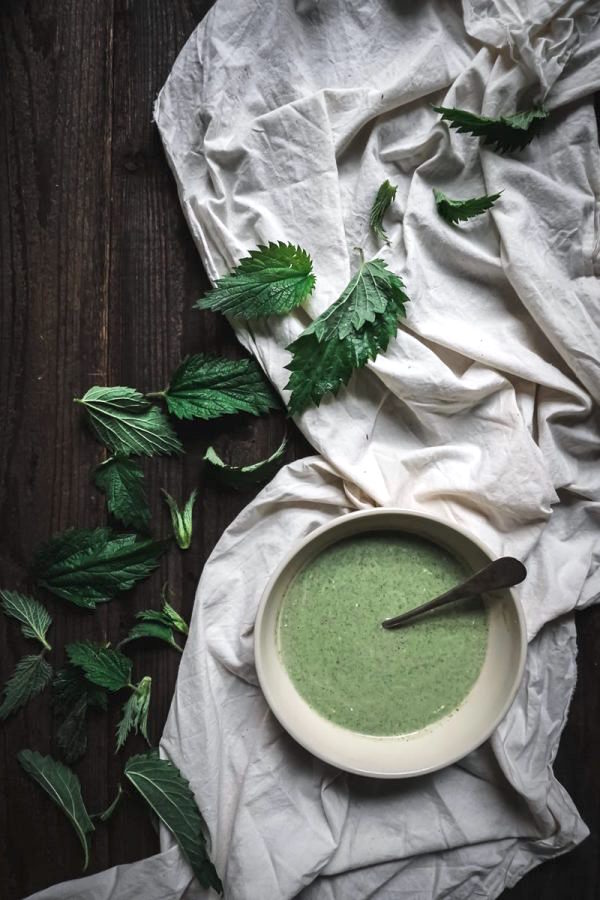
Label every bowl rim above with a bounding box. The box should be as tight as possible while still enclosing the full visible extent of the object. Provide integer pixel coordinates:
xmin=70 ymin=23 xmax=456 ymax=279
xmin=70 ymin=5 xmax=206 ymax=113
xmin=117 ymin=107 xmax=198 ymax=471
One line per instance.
xmin=254 ymin=507 xmax=528 ymax=778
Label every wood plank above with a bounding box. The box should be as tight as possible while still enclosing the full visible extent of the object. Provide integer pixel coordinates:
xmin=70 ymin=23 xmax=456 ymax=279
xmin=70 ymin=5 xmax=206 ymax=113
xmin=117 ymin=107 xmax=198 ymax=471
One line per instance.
xmin=0 ymin=1 xmax=115 ymax=895
xmin=505 ymin=606 xmax=600 ymax=900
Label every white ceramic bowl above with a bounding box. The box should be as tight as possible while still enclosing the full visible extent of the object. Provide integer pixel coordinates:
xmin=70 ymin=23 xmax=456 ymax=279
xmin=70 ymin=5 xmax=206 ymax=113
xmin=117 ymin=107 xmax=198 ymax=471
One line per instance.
xmin=255 ymin=508 xmax=527 ymax=778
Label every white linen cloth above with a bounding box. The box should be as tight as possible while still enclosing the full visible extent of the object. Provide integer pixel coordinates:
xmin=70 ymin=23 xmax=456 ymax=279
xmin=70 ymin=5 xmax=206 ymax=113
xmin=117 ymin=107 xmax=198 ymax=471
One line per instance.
xmin=30 ymin=1 xmax=600 ymax=898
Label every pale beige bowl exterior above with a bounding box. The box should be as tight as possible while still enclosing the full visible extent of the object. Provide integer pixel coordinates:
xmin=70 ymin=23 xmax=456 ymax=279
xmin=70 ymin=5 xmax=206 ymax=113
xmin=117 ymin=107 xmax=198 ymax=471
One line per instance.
xmin=254 ymin=508 xmax=527 ymax=779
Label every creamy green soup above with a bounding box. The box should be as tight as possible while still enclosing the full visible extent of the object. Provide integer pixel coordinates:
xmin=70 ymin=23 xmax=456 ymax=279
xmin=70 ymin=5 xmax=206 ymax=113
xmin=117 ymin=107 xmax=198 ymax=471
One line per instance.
xmin=278 ymin=532 xmax=488 ymax=735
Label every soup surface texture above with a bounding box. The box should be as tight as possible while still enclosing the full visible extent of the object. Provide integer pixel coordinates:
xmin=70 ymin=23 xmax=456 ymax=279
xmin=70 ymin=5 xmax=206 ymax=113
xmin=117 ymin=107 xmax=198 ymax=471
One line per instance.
xmin=278 ymin=532 xmax=488 ymax=735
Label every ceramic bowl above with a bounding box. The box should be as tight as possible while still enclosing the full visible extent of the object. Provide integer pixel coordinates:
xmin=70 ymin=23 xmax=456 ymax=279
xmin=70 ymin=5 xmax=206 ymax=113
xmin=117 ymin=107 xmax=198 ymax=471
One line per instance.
xmin=254 ymin=508 xmax=527 ymax=778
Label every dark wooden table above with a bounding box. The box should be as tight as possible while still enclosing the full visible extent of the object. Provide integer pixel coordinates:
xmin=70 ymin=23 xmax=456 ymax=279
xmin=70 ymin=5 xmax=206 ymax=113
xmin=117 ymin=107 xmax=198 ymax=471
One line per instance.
xmin=1 ymin=3 xmax=598 ymax=898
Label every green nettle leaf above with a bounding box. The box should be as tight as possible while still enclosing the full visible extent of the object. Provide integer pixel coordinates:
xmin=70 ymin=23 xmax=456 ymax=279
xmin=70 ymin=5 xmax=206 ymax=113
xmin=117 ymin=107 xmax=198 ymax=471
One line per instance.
xmin=18 ymin=750 xmax=95 ymax=871
xmin=195 ymin=241 xmax=315 ymax=319
xmin=159 ymin=354 xmax=280 ymax=421
xmin=203 ymin=436 xmax=288 ymax=491
xmin=285 ymin=257 xmax=409 ymax=413
xmin=67 ymin=641 xmax=133 ymax=692
xmin=33 ymin=527 xmax=168 ymax=609
xmin=116 ymin=676 xmax=152 ymax=751
xmin=93 ymin=457 xmax=151 ymax=532
xmin=433 ymin=105 xmax=548 ymax=153
xmin=76 ymin=386 xmax=182 ymax=457
xmin=53 ymin=665 xmax=108 ymax=764
xmin=0 ymin=589 xmax=52 ymax=650
xmin=0 ymin=653 xmax=53 ymax=719
xmin=119 ymin=600 xmax=189 ymax=652
xmin=369 ymin=179 xmax=397 ymax=243
xmin=433 ymin=188 xmax=502 ymax=224
xmin=125 ymin=751 xmax=223 ymax=894
xmin=122 ymin=619 xmax=182 ymax=650
xmin=162 ymin=489 xmax=197 ymax=550
xmin=162 ymin=600 xmax=189 ymax=636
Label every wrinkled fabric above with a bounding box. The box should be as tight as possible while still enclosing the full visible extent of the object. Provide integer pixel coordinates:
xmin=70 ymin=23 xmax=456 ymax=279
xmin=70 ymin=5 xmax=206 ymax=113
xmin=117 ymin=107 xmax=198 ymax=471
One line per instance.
xmin=29 ymin=1 xmax=600 ymax=898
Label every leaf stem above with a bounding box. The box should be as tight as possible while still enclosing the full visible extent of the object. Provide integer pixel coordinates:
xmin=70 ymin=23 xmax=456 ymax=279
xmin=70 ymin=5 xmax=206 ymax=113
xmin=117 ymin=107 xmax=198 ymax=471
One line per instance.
xmin=144 ymin=391 xmax=166 ymax=400
xmin=92 ymin=784 xmax=124 ymax=822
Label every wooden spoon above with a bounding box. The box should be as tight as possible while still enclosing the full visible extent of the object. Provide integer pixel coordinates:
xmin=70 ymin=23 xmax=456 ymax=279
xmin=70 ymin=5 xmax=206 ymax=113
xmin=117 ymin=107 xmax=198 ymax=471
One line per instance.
xmin=381 ymin=556 xmax=526 ymax=630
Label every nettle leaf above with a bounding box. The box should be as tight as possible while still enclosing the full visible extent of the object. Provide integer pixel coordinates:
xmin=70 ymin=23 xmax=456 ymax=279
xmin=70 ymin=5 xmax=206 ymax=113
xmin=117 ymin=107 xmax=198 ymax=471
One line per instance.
xmin=116 ymin=676 xmax=151 ymax=751
xmin=0 ymin=653 xmax=53 ymax=719
xmin=310 ymin=257 xmax=406 ymax=341
xmin=162 ymin=601 xmax=189 ymax=636
xmin=195 ymin=241 xmax=315 ymax=319
xmin=33 ymin=527 xmax=168 ymax=609
xmin=122 ymin=620 xmax=182 ymax=651
xmin=161 ymin=354 xmax=280 ymax=421
xmin=369 ymin=179 xmax=397 ymax=243
xmin=76 ymin=386 xmax=182 ymax=457
xmin=433 ymin=188 xmax=502 ymax=224
xmin=162 ymin=489 xmax=197 ymax=550
xmin=433 ymin=105 xmax=548 ymax=153
xmin=18 ymin=750 xmax=94 ymax=871
xmin=120 ymin=601 xmax=188 ymax=652
xmin=67 ymin=641 xmax=132 ymax=691
xmin=204 ymin=435 xmax=288 ymax=491
xmin=93 ymin=457 xmax=151 ymax=532
xmin=53 ymin=665 xmax=108 ymax=764
xmin=0 ymin=589 xmax=52 ymax=650
xmin=125 ymin=751 xmax=223 ymax=894
xmin=285 ymin=257 xmax=409 ymax=413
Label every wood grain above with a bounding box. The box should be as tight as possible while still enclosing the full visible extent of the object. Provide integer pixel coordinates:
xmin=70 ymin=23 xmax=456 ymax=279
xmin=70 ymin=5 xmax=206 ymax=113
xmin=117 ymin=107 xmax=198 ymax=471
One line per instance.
xmin=0 ymin=2 xmax=598 ymax=897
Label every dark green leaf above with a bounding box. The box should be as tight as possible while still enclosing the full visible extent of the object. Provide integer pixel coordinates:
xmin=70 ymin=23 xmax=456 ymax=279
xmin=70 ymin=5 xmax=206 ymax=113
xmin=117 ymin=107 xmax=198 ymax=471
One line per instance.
xmin=116 ymin=676 xmax=152 ymax=751
xmin=53 ymin=665 xmax=109 ymax=712
xmin=433 ymin=105 xmax=548 ymax=153
xmin=369 ymin=179 xmax=397 ymax=243
xmin=285 ymin=257 xmax=409 ymax=413
xmin=67 ymin=641 xmax=132 ymax=691
xmin=56 ymin=695 xmax=90 ymax=763
xmin=0 ymin=589 xmax=52 ymax=650
xmin=53 ymin=665 xmax=108 ymax=764
xmin=195 ymin=241 xmax=315 ymax=319
xmin=161 ymin=354 xmax=280 ymax=421
xmin=120 ymin=620 xmax=183 ymax=652
xmin=0 ymin=653 xmax=53 ymax=719
xmin=76 ymin=386 xmax=182 ymax=457
xmin=18 ymin=750 xmax=94 ymax=871
xmin=204 ymin=435 xmax=288 ymax=490
xmin=125 ymin=751 xmax=223 ymax=894
xmin=307 ymin=257 xmax=407 ymax=341
xmin=433 ymin=188 xmax=502 ymax=224
xmin=33 ymin=527 xmax=169 ymax=608
xmin=162 ymin=489 xmax=197 ymax=550
xmin=161 ymin=601 xmax=189 ymax=636
xmin=93 ymin=457 xmax=151 ymax=532
xmin=119 ymin=599 xmax=188 ymax=651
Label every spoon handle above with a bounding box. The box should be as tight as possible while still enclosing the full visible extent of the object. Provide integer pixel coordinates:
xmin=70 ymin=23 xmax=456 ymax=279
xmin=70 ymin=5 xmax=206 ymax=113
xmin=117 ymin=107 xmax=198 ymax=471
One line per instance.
xmin=382 ymin=556 xmax=526 ymax=630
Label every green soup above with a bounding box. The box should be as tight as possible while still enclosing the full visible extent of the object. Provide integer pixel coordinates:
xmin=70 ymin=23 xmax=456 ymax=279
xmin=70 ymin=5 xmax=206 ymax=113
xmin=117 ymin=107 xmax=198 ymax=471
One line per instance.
xmin=278 ymin=531 xmax=488 ymax=735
